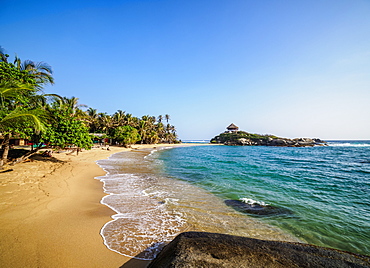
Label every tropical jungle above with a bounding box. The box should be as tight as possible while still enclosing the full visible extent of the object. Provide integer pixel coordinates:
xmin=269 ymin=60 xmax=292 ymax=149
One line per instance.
xmin=0 ymin=47 xmax=179 ymax=168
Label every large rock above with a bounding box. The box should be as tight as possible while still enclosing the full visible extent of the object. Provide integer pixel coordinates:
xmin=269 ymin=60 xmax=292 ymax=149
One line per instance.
xmin=148 ymin=232 xmax=370 ymax=268
xmin=224 ymin=199 xmax=293 ymax=216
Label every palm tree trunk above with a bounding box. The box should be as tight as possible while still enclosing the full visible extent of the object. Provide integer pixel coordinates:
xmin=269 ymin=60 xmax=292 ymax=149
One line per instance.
xmin=0 ymin=133 xmax=11 ymax=167
xmin=10 ymin=143 xmax=44 ymax=166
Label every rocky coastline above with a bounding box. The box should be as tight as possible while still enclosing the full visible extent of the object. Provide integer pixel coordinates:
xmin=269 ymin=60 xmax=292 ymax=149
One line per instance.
xmin=148 ymin=232 xmax=370 ymax=268
xmin=211 ymin=129 xmax=327 ymax=147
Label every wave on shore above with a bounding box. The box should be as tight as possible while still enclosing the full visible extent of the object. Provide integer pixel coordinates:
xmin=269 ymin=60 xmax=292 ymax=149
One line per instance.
xmin=96 ymin=148 xmax=297 ymax=260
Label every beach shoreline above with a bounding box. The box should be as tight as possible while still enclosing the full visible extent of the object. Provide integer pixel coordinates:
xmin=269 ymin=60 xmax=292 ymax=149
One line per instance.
xmin=0 ymin=143 xmax=200 ymax=268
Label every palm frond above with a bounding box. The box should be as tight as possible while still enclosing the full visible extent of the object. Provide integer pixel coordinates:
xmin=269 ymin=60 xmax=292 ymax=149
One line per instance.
xmin=0 ymin=46 xmax=9 ymax=63
xmin=35 ymin=61 xmax=53 ymax=74
xmin=21 ymin=59 xmax=36 ymax=71
xmin=0 ymin=82 xmax=35 ymax=107
xmin=13 ymin=54 xmax=21 ymax=69
xmin=0 ymin=108 xmax=49 ymax=133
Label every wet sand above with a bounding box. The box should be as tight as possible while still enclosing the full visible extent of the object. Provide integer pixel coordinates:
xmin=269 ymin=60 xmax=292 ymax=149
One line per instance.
xmin=0 ymin=144 xmax=196 ymax=268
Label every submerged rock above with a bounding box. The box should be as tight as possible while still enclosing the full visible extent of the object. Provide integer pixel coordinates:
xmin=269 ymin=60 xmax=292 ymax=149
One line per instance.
xmin=224 ymin=199 xmax=293 ymax=216
xmin=148 ymin=232 xmax=370 ymax=268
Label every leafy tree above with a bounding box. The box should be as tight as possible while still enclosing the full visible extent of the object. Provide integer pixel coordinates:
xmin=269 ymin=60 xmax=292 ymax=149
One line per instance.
xmin=41 ymin=108 xmax=92 ymax=150
xmin=112 ymin=125 xmax=141 ymax=147
xmin=1 ymin=47 xmax=180 ymax=168
xmin=0 ymin=62 xmax=37 ymax=87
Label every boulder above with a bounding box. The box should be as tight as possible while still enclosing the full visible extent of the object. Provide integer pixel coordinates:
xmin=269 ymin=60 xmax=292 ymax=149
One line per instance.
xmin=268 ymin=138 xmax=288 ymax=146
xmin=148 ymin=232 xmax=370 ymax=268
xmin=238 ymin=138 xmax=252 ymax=145
xmin=224 ymin=199 xmax=293 ymax=216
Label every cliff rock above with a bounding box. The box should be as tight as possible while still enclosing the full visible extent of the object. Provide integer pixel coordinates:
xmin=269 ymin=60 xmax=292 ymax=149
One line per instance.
xmin=148 ymin=232 xmax=370 ymax=268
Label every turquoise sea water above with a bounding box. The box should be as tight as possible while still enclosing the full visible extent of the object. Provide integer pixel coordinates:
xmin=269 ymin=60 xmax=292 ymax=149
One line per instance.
xmin=97 ymin=141 xmax=369 ymax=259
xmin=157 ymin=141 xmax=370 ymax=256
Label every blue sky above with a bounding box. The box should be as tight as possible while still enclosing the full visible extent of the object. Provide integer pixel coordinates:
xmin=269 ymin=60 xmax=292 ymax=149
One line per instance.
xmin=2 ymin=0 xmax=370 ymax=140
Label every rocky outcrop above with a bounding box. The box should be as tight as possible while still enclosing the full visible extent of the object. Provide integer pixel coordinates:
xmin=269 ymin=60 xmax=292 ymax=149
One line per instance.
xmin=211 ymin=131 xmax=327 ymax=147
xmin=224 ymin=199 xmax=293 ymax=216
xmin=148 ymin=232 xmax=370 ymax=268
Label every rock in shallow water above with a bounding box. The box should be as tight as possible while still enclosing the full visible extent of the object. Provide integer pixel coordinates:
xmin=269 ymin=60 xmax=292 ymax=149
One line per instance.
xmin=148 ymin=232 xmax=370 ymax=268
xmin=224 ymin=199 xmax=293 ymax=216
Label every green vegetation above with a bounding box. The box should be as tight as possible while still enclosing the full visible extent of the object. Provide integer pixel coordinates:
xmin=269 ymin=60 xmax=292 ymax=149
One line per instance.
xmin=41 ymin=107 xmax=92 ymax=150
xmin=210 ymin=131 xmax=279 ymax=144
xmin=0 ymin=47 xmax=179 ymax=167
xmin=112 ymin=126 xmax=141 ymax=147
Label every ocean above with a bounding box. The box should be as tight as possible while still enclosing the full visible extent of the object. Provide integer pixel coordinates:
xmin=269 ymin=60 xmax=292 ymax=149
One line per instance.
xmin=96 ymin=141 xmax=370 ymax=260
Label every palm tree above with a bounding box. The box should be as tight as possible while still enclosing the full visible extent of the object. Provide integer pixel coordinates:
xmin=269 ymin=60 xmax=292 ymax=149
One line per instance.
xmin=156 ymin=122 xmax=165 ymax=142
xmin=0 ymin=48 xmax=56 ymax=166
xmin=98 ymin=113 xmax=114 ymax=135
xmin=138 ymin=119 xmax=147 ymax=144
xmin=1 ymin=47 xmax=54 ymax=88
xmin=86 ymin=108 xmax=99 ymax=133
xmin=124 ymin=113 xmax=134 ymax=127
xmin=18 ymin=59 xmax=54 ymax=87
xmin=58 ymin=96 xmax=87 ymax=117
xmin=113 ymin=110 xmax=126 ymax=127
xmin=0 ymin=83 xmax=48 ymax=167
xmin=147 ymin=130 xmax=159 ymax=144
xmin=0 ymin=46 xmax=9 ymax=63
xmin=0 ymin=82 xmax=34 ymax=109
xmin=165 ymin=114 xmax=170 ymax=124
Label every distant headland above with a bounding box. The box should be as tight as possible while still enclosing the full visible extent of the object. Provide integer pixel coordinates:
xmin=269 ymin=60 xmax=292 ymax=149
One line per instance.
xmin=210 ymin=123 xmax=327 ymax=147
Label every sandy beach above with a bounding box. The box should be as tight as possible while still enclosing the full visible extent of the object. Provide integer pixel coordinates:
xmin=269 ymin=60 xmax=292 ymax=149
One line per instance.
xmin=0 ymin=144 xmax=193 ymax=268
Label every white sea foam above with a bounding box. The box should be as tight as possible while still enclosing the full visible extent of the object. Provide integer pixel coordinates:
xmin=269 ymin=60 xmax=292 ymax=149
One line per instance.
xmin=240 ymin=198 xmax=269 ymax=206
xmin=328 ymin=142 xmax=370 ymax=147
xmin=96 ymin=152 xmax=189 ymax=260
xmin=96 ymin=149 xmax=299 ymax=260
xmin=100 ymin=190 xmax=187 ymax=260
xmin=143 ymin=149 xmax=157 ymax=159
xmin=144 ymin=146 xmax=174 ymax=159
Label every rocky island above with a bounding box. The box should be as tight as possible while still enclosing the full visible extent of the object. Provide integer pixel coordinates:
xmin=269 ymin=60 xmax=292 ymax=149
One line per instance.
xmin=211 ymin=123 xmax=327 ymax=147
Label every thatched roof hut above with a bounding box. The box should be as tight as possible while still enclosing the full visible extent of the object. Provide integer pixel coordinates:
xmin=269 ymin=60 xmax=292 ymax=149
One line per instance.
xmin=226 ymin=123 xmax=239 ymax=132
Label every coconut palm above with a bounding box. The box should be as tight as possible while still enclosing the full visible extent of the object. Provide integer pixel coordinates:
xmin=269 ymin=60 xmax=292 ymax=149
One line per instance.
xmin=55 ymin=96 xmax=87 ymax=117
xmin=113 ymin=110 xmax=126 ymax=127
xmin=0 ymin=46 xmax=9 ymax=63
xmin=124 ymin=113 xmax=134 ymax=127
xmin=137 ymin=119 xmax=147 ymax=144
xmin=1 ymin=47 xmax=54 ymax=88
xmin=98 ymin=113 xmax=114 ymax=134
xmin=86 ymin=108 xmax=99 ymax=133
xmin=18 ymin=59 xmax=54 ymax=87
xmin=0 ymin=83 xmax=49 ymax=167
xmin=165 ymin=114 xmax=170 ymax=124
xmin=158 ymin=115 xmax=163 ymax=124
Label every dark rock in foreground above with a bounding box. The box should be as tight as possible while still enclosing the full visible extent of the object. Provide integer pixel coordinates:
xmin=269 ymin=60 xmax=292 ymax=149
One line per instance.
xmin=148 ymin=232 xmax=370 ymax=268
xmin=224 ymin=199 xmax=293 ymax=216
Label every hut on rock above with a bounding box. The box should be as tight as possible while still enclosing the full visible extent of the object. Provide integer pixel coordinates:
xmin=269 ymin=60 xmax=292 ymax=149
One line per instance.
xmin=226 ymin=123 xmax=239 ymax=133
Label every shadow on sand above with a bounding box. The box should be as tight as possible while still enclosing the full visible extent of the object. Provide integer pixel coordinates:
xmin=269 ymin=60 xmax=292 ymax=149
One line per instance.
xmin=119 ymin=251 xmax=152 ymax=268
xmin=30 ymin=154 xmax=65 ymax=163
xmin=120 ymin=258 xmax=151 ymax=268
xmin=119 ymin=243 xmax=168 ymax=268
